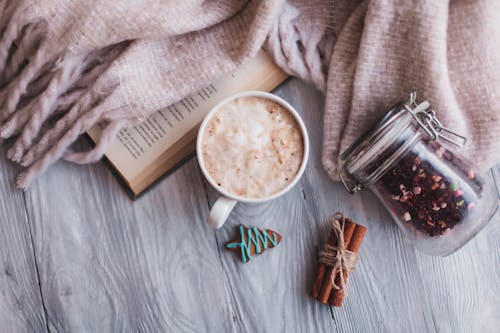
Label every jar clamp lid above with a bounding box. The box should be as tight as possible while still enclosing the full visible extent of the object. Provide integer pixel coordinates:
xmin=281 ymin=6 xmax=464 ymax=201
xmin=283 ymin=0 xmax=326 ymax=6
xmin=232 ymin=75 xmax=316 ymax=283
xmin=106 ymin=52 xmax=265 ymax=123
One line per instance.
xmin=339 ymin=92 xmax=467 ymax=193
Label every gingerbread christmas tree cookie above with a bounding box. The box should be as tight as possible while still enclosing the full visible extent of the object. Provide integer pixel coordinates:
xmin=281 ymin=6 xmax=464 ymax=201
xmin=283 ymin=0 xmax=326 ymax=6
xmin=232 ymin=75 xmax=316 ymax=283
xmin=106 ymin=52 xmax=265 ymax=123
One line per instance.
xmin=226 ymin=225 xmax=281 ymax=263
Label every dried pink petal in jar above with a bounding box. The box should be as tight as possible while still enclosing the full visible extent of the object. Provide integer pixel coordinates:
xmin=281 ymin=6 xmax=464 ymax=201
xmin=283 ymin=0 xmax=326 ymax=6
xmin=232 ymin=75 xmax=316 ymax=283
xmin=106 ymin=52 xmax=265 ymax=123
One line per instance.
xmin=339 ymin=93 xmax=498 ymax=256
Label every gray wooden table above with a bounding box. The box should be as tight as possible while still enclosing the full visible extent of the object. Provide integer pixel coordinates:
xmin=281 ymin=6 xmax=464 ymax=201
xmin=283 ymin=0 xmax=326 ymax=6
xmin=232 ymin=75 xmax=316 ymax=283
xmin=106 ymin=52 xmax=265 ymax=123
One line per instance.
xmin=0 ymin=79 xmax=499 ymax=333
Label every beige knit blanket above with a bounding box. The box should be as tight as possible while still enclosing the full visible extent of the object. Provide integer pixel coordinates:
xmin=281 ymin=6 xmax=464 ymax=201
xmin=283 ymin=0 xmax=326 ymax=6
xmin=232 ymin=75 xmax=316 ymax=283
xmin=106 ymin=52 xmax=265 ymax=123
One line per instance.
xmin=0 ymin=0 xmax=498 ymax=188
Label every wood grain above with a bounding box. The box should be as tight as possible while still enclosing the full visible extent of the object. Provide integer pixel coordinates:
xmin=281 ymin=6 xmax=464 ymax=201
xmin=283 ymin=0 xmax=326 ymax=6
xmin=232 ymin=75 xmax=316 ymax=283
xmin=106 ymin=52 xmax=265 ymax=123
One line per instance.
xmin=22 ymin=156 xmax=236 ymax=332
xmin=0 ymin=79 xmax=498 ymax=332
xmin=0 ymin=145 xmax=47 ymax=332
xmin=413 ymin=167 xmax=500 ymax=332
xmin=206 ymin=80 xmax=500 ymax=333
xmin=207 ymin=80 xmax=434 ymax=333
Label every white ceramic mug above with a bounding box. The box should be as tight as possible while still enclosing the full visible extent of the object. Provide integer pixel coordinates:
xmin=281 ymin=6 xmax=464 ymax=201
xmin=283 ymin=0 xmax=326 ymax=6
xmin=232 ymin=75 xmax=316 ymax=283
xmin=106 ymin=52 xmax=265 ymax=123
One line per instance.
xmin=196 ymin=91 xmax=309 ymax=229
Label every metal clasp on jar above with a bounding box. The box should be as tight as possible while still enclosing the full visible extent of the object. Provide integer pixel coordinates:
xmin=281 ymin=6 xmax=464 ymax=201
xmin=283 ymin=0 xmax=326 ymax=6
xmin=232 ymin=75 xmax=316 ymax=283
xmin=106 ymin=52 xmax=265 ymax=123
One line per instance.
xmin=404 ymin=92 xmax=467 ymax=148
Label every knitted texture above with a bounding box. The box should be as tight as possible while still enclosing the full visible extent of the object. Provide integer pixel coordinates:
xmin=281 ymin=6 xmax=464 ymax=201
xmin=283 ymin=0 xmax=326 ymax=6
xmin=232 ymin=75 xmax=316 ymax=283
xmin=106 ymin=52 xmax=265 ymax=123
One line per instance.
xmin=319 ymin=0 xmax=500 ymax=179
xmin=0 ymin=0 xmax=499 ymax=188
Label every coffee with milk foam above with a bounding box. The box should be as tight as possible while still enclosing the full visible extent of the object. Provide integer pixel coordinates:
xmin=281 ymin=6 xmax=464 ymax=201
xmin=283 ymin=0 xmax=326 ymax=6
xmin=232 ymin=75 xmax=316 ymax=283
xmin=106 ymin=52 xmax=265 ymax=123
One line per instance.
xmin=201 ymin=96 xmax=304 ymax=199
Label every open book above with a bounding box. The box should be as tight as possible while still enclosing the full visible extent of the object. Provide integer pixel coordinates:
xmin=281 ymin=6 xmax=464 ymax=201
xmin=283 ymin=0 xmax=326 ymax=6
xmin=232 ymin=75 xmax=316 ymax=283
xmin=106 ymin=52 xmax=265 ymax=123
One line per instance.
xmin=87 ymin=50 xmax=288 ymax=198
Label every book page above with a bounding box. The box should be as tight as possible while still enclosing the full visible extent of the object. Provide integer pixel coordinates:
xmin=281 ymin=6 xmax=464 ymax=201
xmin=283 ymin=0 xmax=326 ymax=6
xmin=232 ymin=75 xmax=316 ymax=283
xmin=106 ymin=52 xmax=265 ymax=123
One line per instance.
xmin=87 ymin=50 xmax=287 ymax=182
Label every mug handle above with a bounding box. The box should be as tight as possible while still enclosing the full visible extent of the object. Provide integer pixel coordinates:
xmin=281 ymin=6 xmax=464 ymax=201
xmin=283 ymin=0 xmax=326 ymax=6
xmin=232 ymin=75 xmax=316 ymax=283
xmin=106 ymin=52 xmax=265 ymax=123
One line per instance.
xmin=207 ymin=196 xmax=237 ymax=229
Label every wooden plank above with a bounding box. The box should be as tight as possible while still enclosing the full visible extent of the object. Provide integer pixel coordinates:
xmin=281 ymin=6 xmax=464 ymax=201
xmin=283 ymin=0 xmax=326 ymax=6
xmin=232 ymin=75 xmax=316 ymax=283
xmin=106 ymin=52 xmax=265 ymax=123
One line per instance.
xmin=0 ymin=146 xmax=48 ymax=332
xmin=414 ymin=166 xmax=500 ymax=332
xmin=206 ymin=79 xmax=434 ymax=332
xmin=22 ymin=151 xmax=236 ymax=332
xmin=3 ymin=78 xmax=497 ymax=332
xmin=277 ymin=80 xmax=436 ymax=332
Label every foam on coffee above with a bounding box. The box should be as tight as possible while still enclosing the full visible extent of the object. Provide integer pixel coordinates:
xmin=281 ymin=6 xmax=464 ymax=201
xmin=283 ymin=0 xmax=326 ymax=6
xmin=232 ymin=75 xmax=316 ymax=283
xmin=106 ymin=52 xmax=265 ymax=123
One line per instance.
xmin=201 ymin=96 xmax=304 ymax=199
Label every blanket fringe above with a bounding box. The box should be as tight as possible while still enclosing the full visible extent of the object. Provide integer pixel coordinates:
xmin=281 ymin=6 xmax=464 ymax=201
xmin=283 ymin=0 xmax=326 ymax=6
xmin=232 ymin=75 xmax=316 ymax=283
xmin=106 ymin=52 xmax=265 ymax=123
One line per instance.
xmin=16 ymin=96 xmax=116 ymax=189
xmin=3 ymin=20 xmax=47 ymax=84
xmin=1 ymin=43 xmax=55 ymax=118
xmin=0 ymin=71 xmax=71 ymax=139
xmin=19 ymin=91 xmax=95 ymax=167
xmin=0 ymin=13 xmax=130 ymax=187
xmin=17 ymin=90 xmax=85 ymax=166
xmin=264 ymin=1 xmax=334 ymax=92
xmin=0 ymin=9 xmax=130 ymax=189
xmin=7 ymin=52 xmax=86 ymax=162
xmin=0 ymin=0 xmax=18 ymax=34
xmin=63 ymin=119 xmax=126 ymax=164
xmin=0 ymin=4 xmax=23 ymax=76
xmin=18 ymin=44 xmax=128 ymax=168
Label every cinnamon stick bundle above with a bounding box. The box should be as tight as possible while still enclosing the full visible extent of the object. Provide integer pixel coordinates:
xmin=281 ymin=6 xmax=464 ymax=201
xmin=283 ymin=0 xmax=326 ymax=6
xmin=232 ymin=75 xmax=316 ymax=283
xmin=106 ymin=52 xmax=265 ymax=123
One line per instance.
xmin=312 ymin=215 xmax=367 ymax=306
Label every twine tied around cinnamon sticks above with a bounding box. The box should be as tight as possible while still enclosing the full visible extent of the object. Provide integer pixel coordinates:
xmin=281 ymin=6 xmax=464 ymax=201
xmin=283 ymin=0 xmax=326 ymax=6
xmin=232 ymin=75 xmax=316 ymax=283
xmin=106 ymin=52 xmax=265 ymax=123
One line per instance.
xmin=318 ymin=213 xmax=359 ymax=296
xmin=312 ymin=212 xmax=367 ymax=306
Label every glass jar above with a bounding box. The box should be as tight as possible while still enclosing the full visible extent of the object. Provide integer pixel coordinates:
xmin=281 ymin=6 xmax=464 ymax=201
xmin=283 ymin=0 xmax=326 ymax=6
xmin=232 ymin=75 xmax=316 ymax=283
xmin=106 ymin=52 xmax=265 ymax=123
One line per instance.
xmin=339 ymin=93 xmax=498 ymax=256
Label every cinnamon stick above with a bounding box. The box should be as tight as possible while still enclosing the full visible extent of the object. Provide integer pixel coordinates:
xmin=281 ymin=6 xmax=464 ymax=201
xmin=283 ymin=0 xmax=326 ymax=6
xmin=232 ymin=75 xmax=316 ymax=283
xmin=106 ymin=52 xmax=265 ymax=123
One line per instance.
xmin=312 ymin=231 xmax=337 ymax=298
xmin=329 ymin=224 xmax=367 ymax=307
xmin=317 ymin=219 xmax=356 ymax=304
